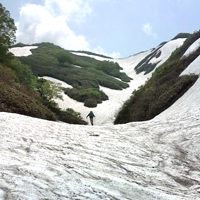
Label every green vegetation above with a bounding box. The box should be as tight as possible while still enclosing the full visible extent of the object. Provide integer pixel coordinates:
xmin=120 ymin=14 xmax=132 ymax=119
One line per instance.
xmin=172 ymin=33 xmax=192 ymax=40
xmin=3 ymin=2 xmax=199 ymax=125
xmin=9 ymin=58 xmax=36 ymax=89
xmin=65 ymin=87 xmax=108 ymax=108
xmin=115 ymin=31 xmax=200 ymax=124
xmin=0 ymin=3 xmax=16 ymax=65
xmin=134 ymin=44 xmax=164 ymax=75
xmin=48 ymin=106 xmax=87 ymax=125
xmin=18 ymin=42 xmax=131 ymax=107
xmin=0 ymin=3 xmax=86 ymax=124
xmin=0 ymin=65 xmax=56 ymax=120
xmin=56 ymin=52 xmax=73 ymax=66
xmin=36 ymin=78 xmax=63 ymax=102
xmin=134 ymin=32 xmax=193 ymax=75
xmin=70 ymin=50 xmax=112 ymax=59
xmin=96 ymin=60 xmax=132 ymax=82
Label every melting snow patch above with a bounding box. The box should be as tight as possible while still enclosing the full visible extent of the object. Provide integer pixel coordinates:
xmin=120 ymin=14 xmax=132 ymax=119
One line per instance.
xmin=149 ymin=38 xmax=186 ymax=68
xmin=9 ymin=46 xmax=38 ymax=57
xmin=180 ymin=55 xmax=200 ymax=76
xmin=41 ymin=76 xmax=73 ymax=88
xmin=183 ymin=38 xmax=200 ymax=57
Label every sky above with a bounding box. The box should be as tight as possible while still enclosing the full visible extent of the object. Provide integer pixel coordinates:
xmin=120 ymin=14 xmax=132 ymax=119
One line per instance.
xmin=1 ymin=0 xmax=200 ymax=58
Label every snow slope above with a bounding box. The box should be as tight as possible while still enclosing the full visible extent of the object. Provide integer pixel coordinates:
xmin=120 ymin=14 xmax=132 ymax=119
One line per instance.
xmin=1 ymin=107 xmax=200 ymax=200
xmin=8 ymin=39 xmax=185 ymax=126
xmin=2 ymin=39 xmax=199 ymax=199
xmin=53 ymin=38 xmax=185 ymax=125
xmin=149 ymin=38 xmax=186 ymax=68
xmin=55 ymin=50 xmax=152 ymax=125
xmin=133 ymin=39 xmax=186 ymax=75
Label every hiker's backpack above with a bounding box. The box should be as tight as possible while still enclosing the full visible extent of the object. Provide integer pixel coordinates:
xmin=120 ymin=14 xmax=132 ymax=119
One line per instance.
xmin=89 ymin=111 xmax=95 ymax=117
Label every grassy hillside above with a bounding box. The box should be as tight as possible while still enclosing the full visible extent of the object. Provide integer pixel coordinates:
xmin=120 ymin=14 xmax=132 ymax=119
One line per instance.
xmin=17 ymin=42 xmax=132 ymax=107
xmin=70 ymin=50 xmax=112 ymax=59
xmin=115 ymin=31 xmax=200 ymax=124
xmin=0 ymin=4 xmax=87 ymax=125
xmin=0 ymin=63 xmax=87 ymax=125
xmin=0 ymin=64 xmax=56 ymax=120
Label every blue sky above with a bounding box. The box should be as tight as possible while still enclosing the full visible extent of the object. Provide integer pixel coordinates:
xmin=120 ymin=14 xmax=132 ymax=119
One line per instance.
xmin=1 ymin=0 xmax=200 ymax=58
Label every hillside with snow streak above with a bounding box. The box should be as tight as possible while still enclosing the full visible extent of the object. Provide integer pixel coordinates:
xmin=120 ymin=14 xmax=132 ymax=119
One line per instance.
xmin=9 ymin=38 xmax=186 ymax=126
xmin=1 ymin=37 xmax=199 ymax=199
xmin=0 ymin=57 xmax=200 ymax=199
xmin=55 ymin=38 xmax=186 ymax=125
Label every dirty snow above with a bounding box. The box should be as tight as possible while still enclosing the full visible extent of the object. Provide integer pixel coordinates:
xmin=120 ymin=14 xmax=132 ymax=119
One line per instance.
xmin=2 ymin=40 xmax=200 ymax=199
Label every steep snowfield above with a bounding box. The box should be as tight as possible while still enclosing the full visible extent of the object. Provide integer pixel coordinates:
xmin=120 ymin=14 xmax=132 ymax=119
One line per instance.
xmin=65 ymin=39 xmax=185 ymax=125
xmin=183 ymin=38 xmax=200 ymax=57
xmin=2 ymin=39 xmax=199 ymax=199
xmin=55 ymin=50 xmax=152 ymax=125
xmin=149 ymin=38 xmax=185 ymax=68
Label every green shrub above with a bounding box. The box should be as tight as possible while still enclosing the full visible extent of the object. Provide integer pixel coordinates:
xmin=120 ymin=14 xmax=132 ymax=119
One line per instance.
xmin=115 ymin=30 xmax=200 ymax=124
xmin=0 ymin=65 xmax=17 ymax=85
xmin=71 ymin=50 xmax=112 ymax=59
xmin=134 ymin=44 xmax=165 ymax=74
xmin=57 ymin=108 xmax=87 ymax=125
xmin=36 ymin=78 xmax=63 ymax=102
xmin=65 ymin=108 xmax=82 ymax=120
xmin=18 ymin=42 xmax=131 ymax=102
xmin=9 ymin=59 xmax=36 ymax=89
xmin=96 ymin=60 xmax=132 ymax=82
xmin=172 ymin=33 xmax=191 ymax=40
xmin=0 ymin=3 xmax=16 ymax=65
xmin=65 ymin=87 xmax=108 ymax=107
xmin=84 ymin=99 xmax=98 ymax=107
xmin=56 ymin=52 xmax=73 ymax=66
xmin=0 ymin=82 xmax=57 ymax=120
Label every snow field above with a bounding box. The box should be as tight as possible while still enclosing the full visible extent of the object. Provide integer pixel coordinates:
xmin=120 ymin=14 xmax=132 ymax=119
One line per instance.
xmin=2 ymin=38 xmax=200 ymax=199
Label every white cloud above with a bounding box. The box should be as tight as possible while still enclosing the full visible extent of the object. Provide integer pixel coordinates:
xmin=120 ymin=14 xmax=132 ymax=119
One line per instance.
xmin=15 ymin=0 xmax=120 ymax=57
xmin=44 ymin=0 xmax=92 ymax=23
xmin=93 ymin=46 xmax=121 ymax=58
xmin=142 ymin=23 xmax=157 ymax=38
xmin=16 ymin=0 xmax=92 ymax=51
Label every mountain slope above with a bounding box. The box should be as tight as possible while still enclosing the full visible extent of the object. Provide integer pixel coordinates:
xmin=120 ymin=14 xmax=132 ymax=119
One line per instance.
xmin=52 ymin=36 xmax=188 ymax=125
xmin=10 ymin=35 xmax=189 ymax=125
xmin=0 ymin=67 xmax=200 ymax=199
xmin=12 ymin=43 xmax=132 ymax=108
xmin=1 ymin=32 xmax=200 ymax=199
xmin=0 ymin=64 xmax=57 ymax=121
xmin=115 ymin=31 xmax=200 ymax=124
xmin=134 ymin=39 xmax=185 ymax=74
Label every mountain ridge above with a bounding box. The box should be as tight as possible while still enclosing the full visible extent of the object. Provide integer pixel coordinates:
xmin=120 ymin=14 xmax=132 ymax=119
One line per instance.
xmin=1 ymin=31 xmax=200 ymax=199
xmin=8 ymin=32 xmax=199 ymax=125
xmin=115 ymin=30 xmax=200 ymax=124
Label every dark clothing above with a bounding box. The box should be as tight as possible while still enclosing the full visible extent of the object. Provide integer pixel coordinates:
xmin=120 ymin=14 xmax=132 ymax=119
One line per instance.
xmin=87 ymin=111 xmax=95 ymax=118
xmin=86 ymin=111 xmax=95 ymax=125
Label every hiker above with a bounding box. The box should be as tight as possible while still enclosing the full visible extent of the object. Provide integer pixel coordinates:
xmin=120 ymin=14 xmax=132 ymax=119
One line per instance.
xmin=86 ymin=111 xmax=95 ymax=125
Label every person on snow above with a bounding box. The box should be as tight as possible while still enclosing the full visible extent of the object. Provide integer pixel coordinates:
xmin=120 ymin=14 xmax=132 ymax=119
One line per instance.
xmin=86 ymin=111 xmax=95 ymax=125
